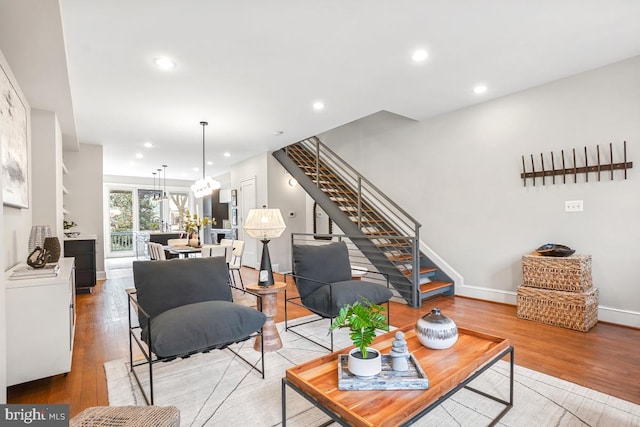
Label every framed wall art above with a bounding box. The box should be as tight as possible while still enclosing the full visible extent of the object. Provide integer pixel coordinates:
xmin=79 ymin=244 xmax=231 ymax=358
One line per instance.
xmin=231 ymin=189 xmax=237 ymax=206
xmin=1 ymin=61 xmax=29 ymax=208
xmin=231 ymin=208 xmax=238 ymax=226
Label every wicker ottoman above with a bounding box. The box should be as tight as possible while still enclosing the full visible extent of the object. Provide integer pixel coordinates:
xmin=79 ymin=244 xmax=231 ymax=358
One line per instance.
xmin=516 ymin=286 xmax=599 ymax=332
xmin=521 ymin=254 xmax=592 ymax=292
xmin=70 ymin=406 xmax=179 ymax=427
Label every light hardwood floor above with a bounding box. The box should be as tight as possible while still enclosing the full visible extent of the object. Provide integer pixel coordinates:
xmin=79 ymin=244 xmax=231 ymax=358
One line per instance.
xmin=7 ymin=262 xmax=640 ymax=418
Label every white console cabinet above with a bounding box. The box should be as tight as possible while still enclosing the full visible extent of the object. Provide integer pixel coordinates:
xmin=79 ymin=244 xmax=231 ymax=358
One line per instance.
xmin=5 ymin=258 xmax=76 ymax=386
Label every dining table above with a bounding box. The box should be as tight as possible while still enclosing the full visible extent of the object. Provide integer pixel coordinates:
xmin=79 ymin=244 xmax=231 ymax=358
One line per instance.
xmin=164 ymin=245 xmax=203 ymax=258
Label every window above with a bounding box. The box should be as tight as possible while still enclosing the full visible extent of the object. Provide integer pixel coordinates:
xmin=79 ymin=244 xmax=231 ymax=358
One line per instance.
xmin=138 ymin=189 xmax=161 ymax=231
xmin=109 ymin=189 xmax=134 ymax=252
xmin=169 ymin=193 xmax=188 ymax=231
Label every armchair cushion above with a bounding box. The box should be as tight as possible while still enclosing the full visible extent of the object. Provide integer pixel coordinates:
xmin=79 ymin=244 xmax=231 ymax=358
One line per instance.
xmin=133 ymin=257 xmax=232 ymax=327
xmin=302 ymin=279 xmax=394 ymax=317
xmin=292 ymin=242 xmax=352 ymax=299
xmin=148 ymin=300 xmax=266 ymax=358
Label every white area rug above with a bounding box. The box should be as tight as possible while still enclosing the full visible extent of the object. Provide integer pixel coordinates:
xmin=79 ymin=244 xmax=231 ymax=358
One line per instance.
xmin=105 ymin=318 xmax=640 ymax=426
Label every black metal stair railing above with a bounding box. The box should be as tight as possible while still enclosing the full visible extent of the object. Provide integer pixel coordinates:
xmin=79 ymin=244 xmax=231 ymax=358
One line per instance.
xmin=274 ymin=136 xmax=442 ymax=307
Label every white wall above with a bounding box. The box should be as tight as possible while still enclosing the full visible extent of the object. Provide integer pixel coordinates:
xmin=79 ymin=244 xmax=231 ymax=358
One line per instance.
xmin=64 ymin=144 xmax=106 ymax=277
xmin=266 ymin=155 xmax=307 ymax=272
xmin=319 ymin=56 xmax=640 ymax=326
xmin=230 ymin=153 xmax=269 ymax=269
xmin=31 ymin=109 xmax=64 ymax=238
xmin=1 ymin=48 xmax=32 ymax=402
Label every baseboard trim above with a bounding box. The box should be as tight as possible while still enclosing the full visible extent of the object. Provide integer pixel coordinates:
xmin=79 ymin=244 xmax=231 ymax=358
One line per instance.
xmin=456 ymin=284 xmax=640 ymax=328
xmin=97 ymin=270 xmax=106 ymax=281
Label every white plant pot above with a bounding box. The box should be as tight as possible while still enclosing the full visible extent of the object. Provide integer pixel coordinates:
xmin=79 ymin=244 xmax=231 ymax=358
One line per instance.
xmin=347 ymin=347 xmax=382 ymax=378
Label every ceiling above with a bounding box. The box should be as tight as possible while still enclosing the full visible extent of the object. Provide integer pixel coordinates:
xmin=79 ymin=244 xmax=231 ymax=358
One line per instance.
xmin=2 ymin=1 xmax=640 ymax=182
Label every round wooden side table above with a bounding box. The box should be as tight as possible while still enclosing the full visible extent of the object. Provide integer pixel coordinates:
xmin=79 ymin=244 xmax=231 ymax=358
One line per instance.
xmin=246 ymin=281 xmax=287 ymax=352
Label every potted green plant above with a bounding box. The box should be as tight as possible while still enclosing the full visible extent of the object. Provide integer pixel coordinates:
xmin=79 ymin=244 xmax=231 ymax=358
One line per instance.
xmin=329 ymin=299 xmax=389 ymax=377
xmin=182 ymin=209 xmax=216 ymax=247
xmin=63 ymin=220 xmax=79 ymax=237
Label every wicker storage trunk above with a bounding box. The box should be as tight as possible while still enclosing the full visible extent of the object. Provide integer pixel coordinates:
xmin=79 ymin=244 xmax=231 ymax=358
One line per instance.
xmin=522 ymin=254 xmax=592 ymax=292
xmin=516 ymin=286 xmax=598 ymax=332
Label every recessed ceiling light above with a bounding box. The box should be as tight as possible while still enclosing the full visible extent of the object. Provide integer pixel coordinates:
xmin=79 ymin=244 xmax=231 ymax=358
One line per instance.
xmin=313 ymin=101 xmax=325 ymax=111
xmin=153 ymin=57 xmax=176 ymax=70
xmin=473 ymin=84 xmax=488 ymax=94
xmin=273 ymin=130 xmax=284 ymax=136
xmin=223 ymin=152 xmax=231 ymax=157
xmin=207 ymin=161 xmax=213 ymax=165
xmin=144 ymin=142 xmax=153 ymax=148
xmin=193 ymin=167 xmax=199 ymax=172
xmin=135 ymin=153 xmax=143 ymax=159
xmin=412 ymin=49 xmax=429 ymax=62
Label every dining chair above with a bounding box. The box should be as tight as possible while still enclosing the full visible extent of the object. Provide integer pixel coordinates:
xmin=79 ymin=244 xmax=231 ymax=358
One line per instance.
xmin=200 ymin=245 xmax=231 ymax=264
xmin=147 ymin=242 xmax=165 ymax=260
xmin=221 ymin=239 xmax=245 ymax=289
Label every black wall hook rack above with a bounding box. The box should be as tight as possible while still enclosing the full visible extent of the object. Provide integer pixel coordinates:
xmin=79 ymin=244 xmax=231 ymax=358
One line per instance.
xmin=520 ymin=141 xmax=632 ymax=186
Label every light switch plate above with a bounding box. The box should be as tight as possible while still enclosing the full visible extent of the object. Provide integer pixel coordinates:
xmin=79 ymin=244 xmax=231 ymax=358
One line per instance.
xmin=565 ymin=200 xmax=583 ymax=212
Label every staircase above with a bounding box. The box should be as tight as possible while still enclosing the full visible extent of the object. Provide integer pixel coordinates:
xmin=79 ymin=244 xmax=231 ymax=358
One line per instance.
xmin=273 ymin=136 xmax=454 ymax=308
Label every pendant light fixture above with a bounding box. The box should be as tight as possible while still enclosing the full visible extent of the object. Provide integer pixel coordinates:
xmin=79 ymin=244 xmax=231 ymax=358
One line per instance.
xmin=153 ymin=168 xmax=162 ymax=201
xmin=152 ymin=171 xmax=158 ymax=203
xmin=191 ymin=121 xmax=221 ymax=198
xmin=162 ymin=164 xmax=168 ymax=200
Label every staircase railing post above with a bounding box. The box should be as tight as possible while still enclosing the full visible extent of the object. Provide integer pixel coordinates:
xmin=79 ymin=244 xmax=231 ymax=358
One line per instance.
xmin=414 ymin=225 xmax=421 ymax=308
xmin=315 ymin=139 xmax=320 ymax=188
xmin=357 ymin=177 xmax=362 ymax=229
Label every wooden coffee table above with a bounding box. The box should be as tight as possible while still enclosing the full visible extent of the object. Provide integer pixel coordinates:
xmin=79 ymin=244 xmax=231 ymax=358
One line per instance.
xmin=282 ymin=324 xmax=513 ymax=426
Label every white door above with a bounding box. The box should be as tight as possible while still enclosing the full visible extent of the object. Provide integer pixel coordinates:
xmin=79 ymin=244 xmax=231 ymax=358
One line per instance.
xmin=239 ymin=177 xmax=257 ymax=268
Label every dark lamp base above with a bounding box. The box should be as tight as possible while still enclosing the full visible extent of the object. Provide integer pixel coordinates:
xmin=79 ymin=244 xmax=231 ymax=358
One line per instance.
xmin=258 ymin=239 xmax=274 ymax=287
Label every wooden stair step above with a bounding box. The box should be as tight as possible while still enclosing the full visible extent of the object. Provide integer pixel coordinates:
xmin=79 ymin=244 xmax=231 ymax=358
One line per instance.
xmin=350 ymin=217 xmax=385 ymax=223
xmin=420 ymin=281 xmax=454 ymax=295
xmin=364 ymin=230 xmax=396 ymax=236
xmin=387 ymin=254 xmax=414 ymax=262
xmin=376 ymin=242 xmax=412 ymax=249
xmin=403 ymin=266 xmax=437 ymax=277
xmin=339 ymin=206 xmax=374 ymax=213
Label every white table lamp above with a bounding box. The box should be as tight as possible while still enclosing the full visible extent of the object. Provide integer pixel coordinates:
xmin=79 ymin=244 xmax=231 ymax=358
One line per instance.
xmin=243 ymin=207 xmax=286 ymax=286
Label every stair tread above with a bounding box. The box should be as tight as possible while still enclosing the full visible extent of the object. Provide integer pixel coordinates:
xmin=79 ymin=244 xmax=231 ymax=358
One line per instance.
xmin=340 ymin=207 xmax=374 ymax=212
xmin=403 ymin=266 xmax=437 ymax=277
xmin=420 ymin=281 xmax=454 ymax=294
xmin=376 ymin=242 xmax=412 ymax=248
xmin=350 ymin=218 xmax=385 ymax=223
xmin=387 ymin=254 xmax=414 ymax=262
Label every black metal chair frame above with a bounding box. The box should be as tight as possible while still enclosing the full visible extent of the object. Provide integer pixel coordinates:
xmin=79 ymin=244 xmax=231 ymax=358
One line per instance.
xmin=283 ymin=271 xmax=391 ymax=352
xmin=127 ymin=289 xmax=265 ymax=405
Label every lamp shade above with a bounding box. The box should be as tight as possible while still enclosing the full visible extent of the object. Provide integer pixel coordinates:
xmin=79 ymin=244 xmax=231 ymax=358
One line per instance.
xmin=243 ymin=208 xmax=286 ymax=240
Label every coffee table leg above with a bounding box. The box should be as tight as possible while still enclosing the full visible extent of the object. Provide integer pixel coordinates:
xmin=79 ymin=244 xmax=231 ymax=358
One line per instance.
xmin=282 ymin=377 xmax=347 ymax=427
xmin=282 ymin=378 xmax=287 ymax=427
xmin=462 ymin=346 xmax=514 ymax=427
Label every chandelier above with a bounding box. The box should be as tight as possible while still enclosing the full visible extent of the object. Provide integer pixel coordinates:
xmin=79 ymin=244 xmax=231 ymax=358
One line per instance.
xmin=191 ymin=121 xmax=220 ymax=198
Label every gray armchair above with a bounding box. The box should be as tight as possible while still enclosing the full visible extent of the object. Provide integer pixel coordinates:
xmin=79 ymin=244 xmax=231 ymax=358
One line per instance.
xmin=129 ymin=256 xmax=266 ymax=404
xmin=284 ymin=241 xmax=393 ymax=351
